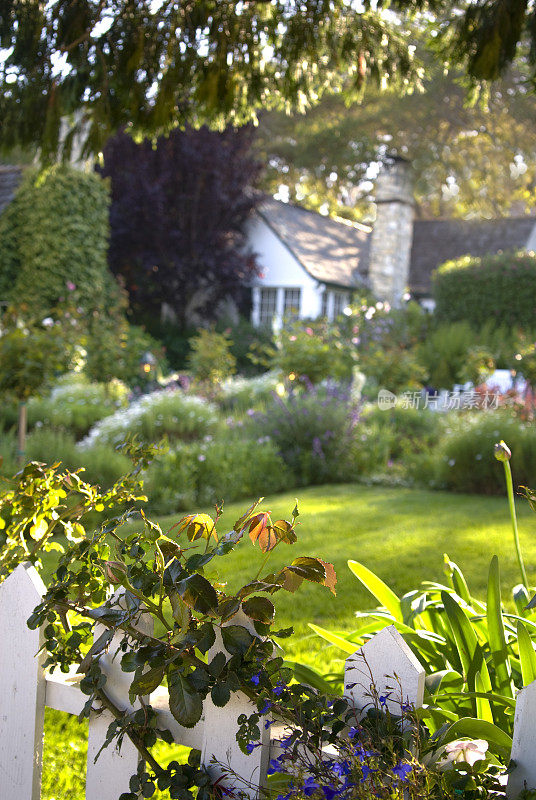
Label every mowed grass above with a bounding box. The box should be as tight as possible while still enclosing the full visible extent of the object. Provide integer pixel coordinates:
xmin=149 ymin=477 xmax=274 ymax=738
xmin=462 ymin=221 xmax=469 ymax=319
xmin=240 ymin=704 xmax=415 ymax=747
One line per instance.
xmin=41 ymin=483 xmax=536 ymax=799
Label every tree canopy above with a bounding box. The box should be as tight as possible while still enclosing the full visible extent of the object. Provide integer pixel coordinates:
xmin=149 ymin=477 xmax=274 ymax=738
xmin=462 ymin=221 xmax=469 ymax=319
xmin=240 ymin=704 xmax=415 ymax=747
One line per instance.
xmin=99 ymin=125 xmax=261 ymax=329
xmin=255 ymin=60 xmax=536 ymax=221
xmin=1 ymin=0 xmax=536 ymax=159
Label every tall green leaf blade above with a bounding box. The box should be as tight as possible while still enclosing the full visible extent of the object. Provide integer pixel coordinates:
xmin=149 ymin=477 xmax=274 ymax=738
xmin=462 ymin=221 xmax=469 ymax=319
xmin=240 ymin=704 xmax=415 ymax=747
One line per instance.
xmin=444 ymin=555 xmax=472 ymax=605
xmin=308 ymin=623 xmax=358 ymax=654
xmin=441 ymin=591 xmax=492 ymax=708
xmin=475 ymin=670 xmax=493 ymax=723
xmin=348 ymin=561 xmax=403 ymax=622
xmin=486 ymin=556 xmax=514 ymax=698
xmin=517 ymin=620 xmax=536 ymax=686
xmin=285 ymin=661 xmax=338 ymax=694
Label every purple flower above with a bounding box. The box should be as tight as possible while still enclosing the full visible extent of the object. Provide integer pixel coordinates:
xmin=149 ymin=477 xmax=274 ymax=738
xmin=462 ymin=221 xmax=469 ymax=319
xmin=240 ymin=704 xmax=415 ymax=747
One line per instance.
xmin=251 ymin=673 xmax=261 ymax=686
xmin=245 ymin=742 xmax=261 ymax=754
xmin=360 ymin=764 xmax=374 ymax=782
xmin=322 ymin=785 xmax=339 ymax=800
xmin=66 ymin=280 xmax=76 ymax=291
xmin=331 ymin=761 xmax=351 ymax=777
xmin=278 ymin=733 xmax=295 ymax=749
xmin=379 ymin=693 xmax=391 ymax=707
xmin=273 ymin=680 xmax=287 ymax=697
xmin=268 ymin=758 xmax=285 ymax=774
xmin=301 ymin=777 xmax=320 ymax=796
xmin=392 ymin=762 xmax=412 ymax=782
xmin=259 ymin=699 xmax=272 ymax=715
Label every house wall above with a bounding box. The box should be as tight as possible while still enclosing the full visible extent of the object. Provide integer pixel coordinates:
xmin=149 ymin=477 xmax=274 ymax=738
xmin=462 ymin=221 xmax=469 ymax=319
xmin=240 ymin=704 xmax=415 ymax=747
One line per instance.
xmin=247 ymin=216 xmax=323 ymax=325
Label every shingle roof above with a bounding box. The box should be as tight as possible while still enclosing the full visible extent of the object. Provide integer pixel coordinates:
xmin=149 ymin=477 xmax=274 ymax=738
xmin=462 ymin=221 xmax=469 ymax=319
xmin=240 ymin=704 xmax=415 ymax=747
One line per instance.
xmin=410 ymin=217 xmax=536 ymax=295
xmin=257 ymin=197 xmax=371 ymax=289
xmin=0 ymin=166 xmax=23 ymax=216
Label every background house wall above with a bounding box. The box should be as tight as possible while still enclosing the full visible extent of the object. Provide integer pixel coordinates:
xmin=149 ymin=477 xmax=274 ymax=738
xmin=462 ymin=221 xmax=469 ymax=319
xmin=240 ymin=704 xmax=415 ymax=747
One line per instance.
xmin=248 ymin=216 xmax=323 ymax=326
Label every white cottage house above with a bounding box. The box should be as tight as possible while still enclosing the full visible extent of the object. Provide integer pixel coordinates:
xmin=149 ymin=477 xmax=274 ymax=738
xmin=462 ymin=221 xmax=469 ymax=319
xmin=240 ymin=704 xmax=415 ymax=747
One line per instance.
xmin=248 ymin=196 xmax=370 ymax=326
xmin=247 ymin=157 xmax=536 ymax=326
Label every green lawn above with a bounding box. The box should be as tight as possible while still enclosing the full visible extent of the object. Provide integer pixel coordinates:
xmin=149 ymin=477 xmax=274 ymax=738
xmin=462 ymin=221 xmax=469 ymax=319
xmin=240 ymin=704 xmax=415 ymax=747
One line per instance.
xmin=41 ymin=483 xmax=536 ymax=799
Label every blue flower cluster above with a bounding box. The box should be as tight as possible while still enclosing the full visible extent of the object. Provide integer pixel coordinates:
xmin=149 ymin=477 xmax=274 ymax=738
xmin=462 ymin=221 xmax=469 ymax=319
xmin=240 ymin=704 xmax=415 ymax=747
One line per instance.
xmin=266 ymin=725 xmax=414 ymax=800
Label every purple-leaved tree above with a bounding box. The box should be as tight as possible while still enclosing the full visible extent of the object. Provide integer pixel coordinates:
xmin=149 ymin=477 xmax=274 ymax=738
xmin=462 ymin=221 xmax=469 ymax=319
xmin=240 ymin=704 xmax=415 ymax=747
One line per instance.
xmin=98 ymin=125 xmax=262 ymax=328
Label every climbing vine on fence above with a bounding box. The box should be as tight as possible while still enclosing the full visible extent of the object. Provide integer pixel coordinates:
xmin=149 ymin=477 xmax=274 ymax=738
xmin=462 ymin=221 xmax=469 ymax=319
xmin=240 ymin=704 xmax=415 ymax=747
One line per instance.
xmin=0 ymin=446 xmax=338 ymax=799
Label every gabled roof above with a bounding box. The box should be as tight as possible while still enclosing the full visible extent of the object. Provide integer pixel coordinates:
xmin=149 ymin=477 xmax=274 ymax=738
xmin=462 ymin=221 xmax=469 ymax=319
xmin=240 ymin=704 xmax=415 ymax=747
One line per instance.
xmin=0 ymin=166 xmax=23 ymax=216
xmin=257 ymin=196 xmax=371 ymax=289
xmin=410 ymin=217 xmax=536 ymax=295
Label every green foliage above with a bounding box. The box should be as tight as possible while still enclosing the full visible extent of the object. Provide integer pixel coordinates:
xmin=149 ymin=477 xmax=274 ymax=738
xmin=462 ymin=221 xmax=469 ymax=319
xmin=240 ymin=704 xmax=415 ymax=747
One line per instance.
xmin=144 ymin=435 xmax=291 ymax=514
xmin=273 ymin=320 xmax=357 ymax=385
xmin=309 ymin=550 xmax=528 ymax=757
xmin=430 ymin=412 xmax=536 ymax=495
xmin=217 ymin=316 xmax=275 ymax=377
xmin=0 ymin=166 xmax=111 ymax=314
xmin=0 ymin=305 xmax=80 ymax=402
xmin=434 ymin=251 xmax=536 ymax=330
xmin=27 ymin=374 xmax=129 ymax=439
xmin=217 ymin=371 xmax=280 ymax=414
xmin=360 ymin=404 xmax=443 ymax=465
xmin=9 ymin=472 xmax=336 ymax=798
xmin=251 ymin=385 xmax=358 ymax=486
xmin=0 ymin=444 xmax=153 ymax=582
xmin=418 ymin=322 xmax=495 ymax=389
xmin=187 ymin=328 xmax=236 ymax=385
xmin=349 ymin=301 xmax=429 ymax=393
xmin=82 ymin=390 xmax=219 ymax=448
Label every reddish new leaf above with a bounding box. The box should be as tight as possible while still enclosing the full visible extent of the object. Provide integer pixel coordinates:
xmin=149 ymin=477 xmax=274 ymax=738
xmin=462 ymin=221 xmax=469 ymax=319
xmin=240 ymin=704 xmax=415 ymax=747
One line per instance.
xmin=247 ymin=512 xmax=277 ymax=552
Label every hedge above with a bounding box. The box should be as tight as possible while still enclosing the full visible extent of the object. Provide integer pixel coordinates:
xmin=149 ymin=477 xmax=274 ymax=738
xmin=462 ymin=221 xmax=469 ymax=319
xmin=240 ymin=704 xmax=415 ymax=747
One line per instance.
xmin=433 ymin=250 xmax=536 ymax=329
xmin=0 ymin=165 xmax=111 ymax=313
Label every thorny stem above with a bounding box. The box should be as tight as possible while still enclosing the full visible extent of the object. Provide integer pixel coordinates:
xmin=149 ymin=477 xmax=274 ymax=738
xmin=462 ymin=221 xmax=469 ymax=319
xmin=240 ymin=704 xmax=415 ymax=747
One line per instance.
xmin=95 ymin=687 xmax=166 ymax=777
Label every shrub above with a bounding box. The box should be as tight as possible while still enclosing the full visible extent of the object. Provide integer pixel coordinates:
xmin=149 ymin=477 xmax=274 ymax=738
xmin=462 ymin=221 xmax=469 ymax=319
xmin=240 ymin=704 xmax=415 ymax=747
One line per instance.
xmin=273 ymin=320 xmax=357 ymax=385
xmin=433 ymin=250 xmax=536 ymax=329
xmin=0 ymin=166 xmax=111 ymax=314
xmin=81 ymin=389 xmax=219 ymax=448
xmin=141 ymin=447 xmax=199 ymax=514
xmin=217 ymin=371 xmax=280 ymax=413
xmin=348 ymin=301 xmax=429 ymax=393
xmin=27 ymin=374 xmax=129 ymax=439
xmin=360 ymin=404 xmax=442 ymax=461
xmin=251 ymin=385 xmax=358 ymax=486
xmin=23 ymin=428 xmax=132 ymax=487
xmin=194 ymin=433 xmax=292 ymax=505
xmin=187 ymin=328 xmax=236 ymax=384
xmin=431 ymin=411 xmax=536 ymax=495
xmin=143 ymin=434 xmax=291 ymax=513
xmin=216 ymin=315 xmax=275 ymax=376
xmin=359 ymin=345 xmax=426 ymax=393
xmin=417 ymin=322 xmax=495 ymax=389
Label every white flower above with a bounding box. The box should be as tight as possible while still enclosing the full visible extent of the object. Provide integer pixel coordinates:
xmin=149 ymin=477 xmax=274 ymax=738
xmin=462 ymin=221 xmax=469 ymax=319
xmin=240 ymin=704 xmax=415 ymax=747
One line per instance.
xmin=438 ymin=739 xmax=488 ymax=768
xmin=42 ymin=317 xmax=54 ymax=328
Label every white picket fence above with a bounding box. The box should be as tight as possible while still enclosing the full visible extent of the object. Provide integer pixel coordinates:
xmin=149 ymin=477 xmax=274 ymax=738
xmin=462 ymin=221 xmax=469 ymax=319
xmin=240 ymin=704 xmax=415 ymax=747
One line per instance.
xmin=0 ymin=563 xmax=535 ymax=799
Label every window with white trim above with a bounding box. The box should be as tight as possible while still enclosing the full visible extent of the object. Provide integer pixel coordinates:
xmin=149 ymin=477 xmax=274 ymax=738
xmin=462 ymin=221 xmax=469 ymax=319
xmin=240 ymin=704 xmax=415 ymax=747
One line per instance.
xmin=283 ymin=287 xmax=301 ymax=319
xmin=258 ymin=288 xmax=278 ymax=327
xmin=332 ymin=291 xmax=347 ymax=318
xmin=321 ymin=290 xmax=329 ymax=318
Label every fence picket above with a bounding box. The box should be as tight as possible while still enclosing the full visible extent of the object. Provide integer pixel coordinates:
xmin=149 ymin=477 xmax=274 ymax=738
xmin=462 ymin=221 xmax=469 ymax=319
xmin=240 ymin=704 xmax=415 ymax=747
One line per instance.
xmin=86 ymin=596 xmax=154 ymax=800
xmin=9 ymin=577 xmax=536 ymax=799
xmin=344 ymin=625 xmax=425 ymax=716
xmin=0 ymin=563 xmax=47 ymax=800
xmin=507 ymin=678 xmax=536 ymax=797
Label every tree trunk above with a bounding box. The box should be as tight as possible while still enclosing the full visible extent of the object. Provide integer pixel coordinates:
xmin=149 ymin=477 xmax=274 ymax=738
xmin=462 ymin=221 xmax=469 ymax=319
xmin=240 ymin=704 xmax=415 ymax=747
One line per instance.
xmin=17 ymin=401 xmax=27 ymax=466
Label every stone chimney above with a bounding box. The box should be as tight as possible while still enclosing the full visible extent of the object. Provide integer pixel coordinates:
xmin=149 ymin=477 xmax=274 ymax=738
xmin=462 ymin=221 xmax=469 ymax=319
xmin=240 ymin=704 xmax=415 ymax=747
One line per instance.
xmin=368 ymin=156 xmax=414 ymax=306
